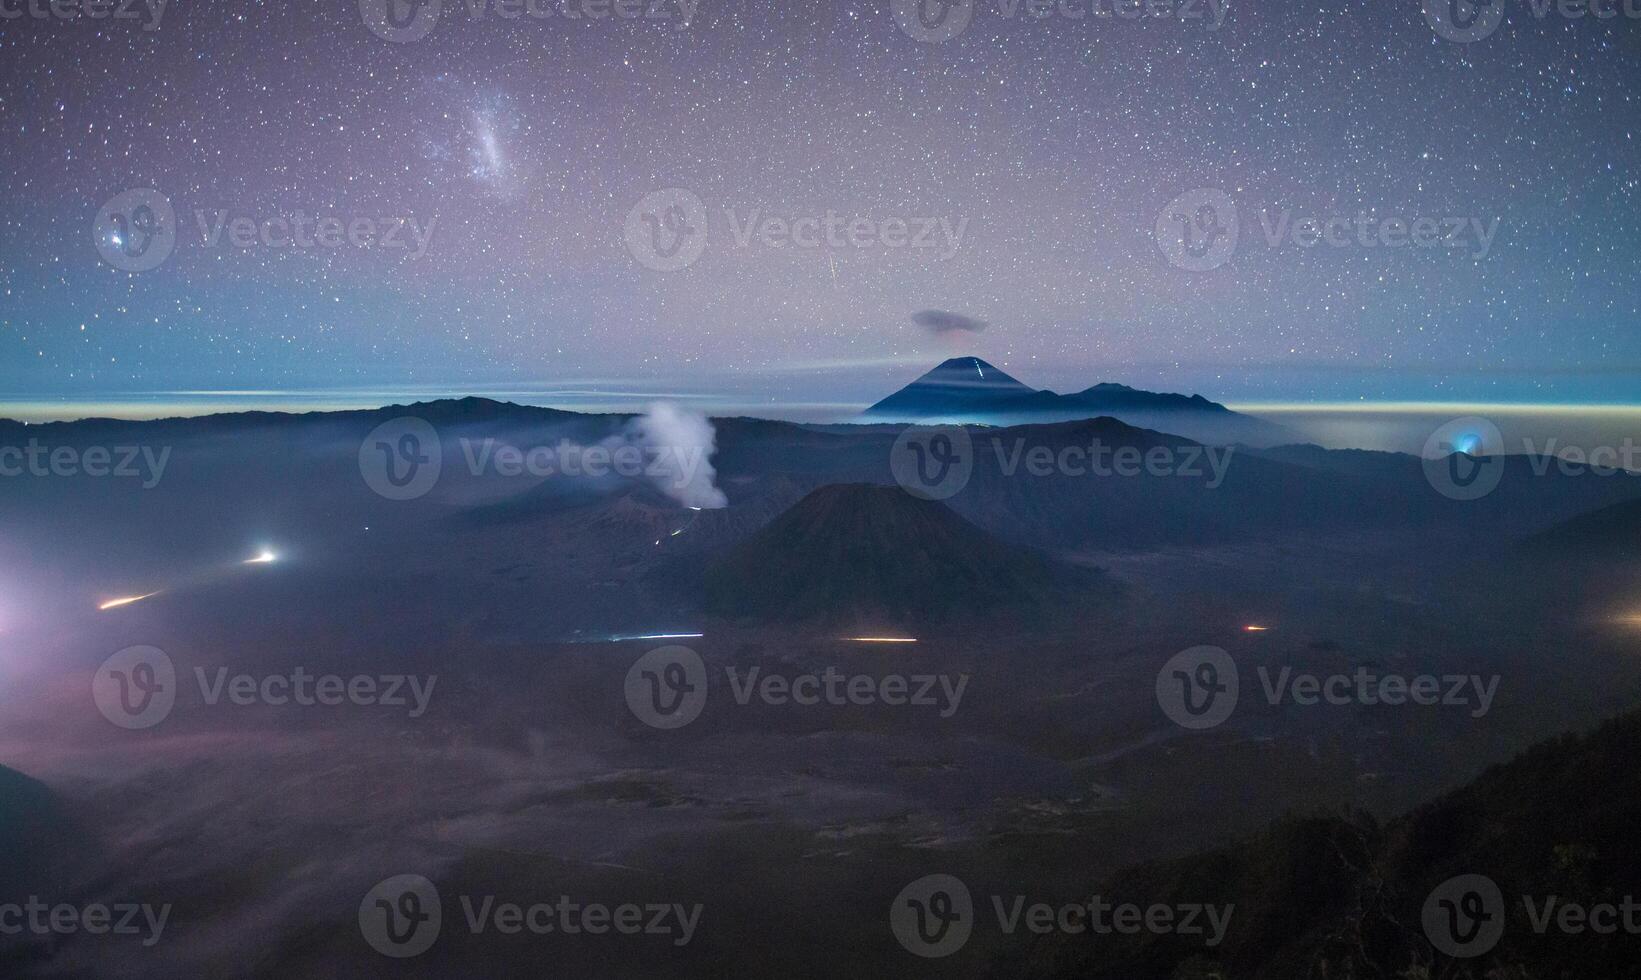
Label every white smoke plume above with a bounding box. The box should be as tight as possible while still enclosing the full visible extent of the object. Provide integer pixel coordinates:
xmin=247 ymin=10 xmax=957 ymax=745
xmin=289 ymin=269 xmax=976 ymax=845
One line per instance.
xmin=609 ymin=402 xmax=728 ymax=510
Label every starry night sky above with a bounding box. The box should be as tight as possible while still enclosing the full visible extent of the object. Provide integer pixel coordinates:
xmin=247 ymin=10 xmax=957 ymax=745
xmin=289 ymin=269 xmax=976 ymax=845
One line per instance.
xmin=2 ymin=0 xmax=1639 ymax=418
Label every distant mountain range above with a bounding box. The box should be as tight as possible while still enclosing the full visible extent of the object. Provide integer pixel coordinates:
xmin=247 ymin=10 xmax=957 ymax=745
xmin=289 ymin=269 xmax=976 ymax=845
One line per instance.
xmin=12 ymin=397 xmax=1640 ymax=566
xmin=861 ymin=357 xmax=1298 ymax=447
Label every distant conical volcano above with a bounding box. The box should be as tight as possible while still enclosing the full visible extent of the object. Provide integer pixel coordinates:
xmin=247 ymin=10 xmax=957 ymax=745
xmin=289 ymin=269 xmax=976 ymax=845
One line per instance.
xmin=861 ymin=357 xmax=1037 ymax=419
xmin=861 ymin=356 xmax=1298 ymax=447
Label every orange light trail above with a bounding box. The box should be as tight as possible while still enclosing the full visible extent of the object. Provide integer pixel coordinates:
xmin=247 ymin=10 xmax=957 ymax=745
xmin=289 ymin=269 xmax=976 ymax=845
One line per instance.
xmin=99 ymin=592 xmax=160 ymax=611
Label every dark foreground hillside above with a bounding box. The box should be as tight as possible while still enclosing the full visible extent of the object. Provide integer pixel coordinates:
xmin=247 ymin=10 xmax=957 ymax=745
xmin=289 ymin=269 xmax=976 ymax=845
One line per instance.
xmin=998 ymin=709 xmax=1641 ymax=979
